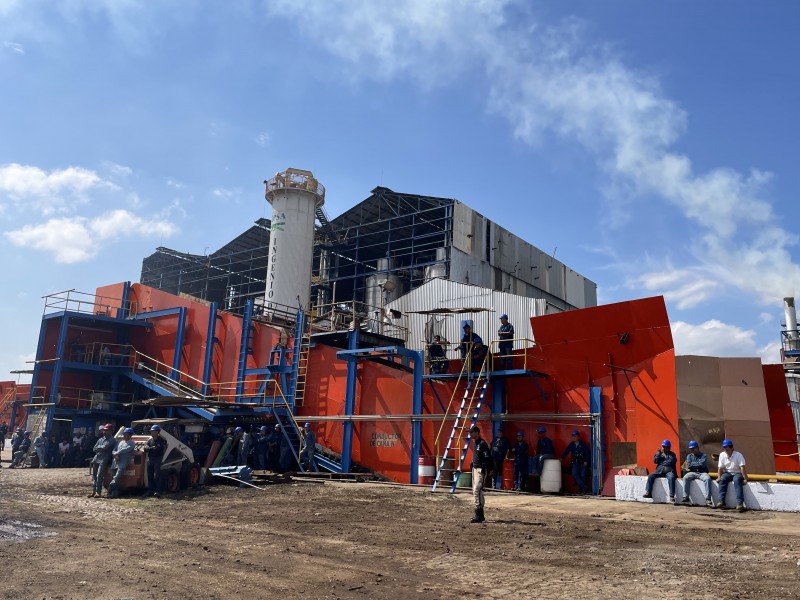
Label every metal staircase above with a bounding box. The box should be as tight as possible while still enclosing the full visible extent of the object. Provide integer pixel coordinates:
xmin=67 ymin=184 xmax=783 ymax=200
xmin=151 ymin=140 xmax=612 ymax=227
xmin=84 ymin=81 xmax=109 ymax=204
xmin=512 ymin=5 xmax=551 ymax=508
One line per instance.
xmin=0 ymin=387 xmax=16 ymax=422
xmin=432 ymin=356 xmax=491 ymax=493
xmin=315 ymin=206 xmax=337 ymax=240
xmin=289 ymin=311 xmax=312 ymax=408
xmin=16 ymin=407 xmax=48 ymax=467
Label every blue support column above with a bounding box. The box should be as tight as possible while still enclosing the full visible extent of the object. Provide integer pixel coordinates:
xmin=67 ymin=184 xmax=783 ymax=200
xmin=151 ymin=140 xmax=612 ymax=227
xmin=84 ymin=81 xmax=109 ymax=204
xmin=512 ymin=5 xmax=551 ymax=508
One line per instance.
xmin=170 ymin=307 xmax=187 ymax=381
xmin=491 ymin=377 xmax=505 ymax=437
xmin=119 ymin=281 xmax=131 ymax=319
xmin=201 ymin=302 xmax=219 ymax=397
xmin=589 ymin=386 xmax=604 ymax=495
xmin=410 ymin=350 xmax=423 ymax=484
xmin=235 ymin=300 xmax=254 ymax=403
xmin=44 ymin=315 xmax=71 ymax=435
xmin=341 ymin=328 xmax=359 ymax=473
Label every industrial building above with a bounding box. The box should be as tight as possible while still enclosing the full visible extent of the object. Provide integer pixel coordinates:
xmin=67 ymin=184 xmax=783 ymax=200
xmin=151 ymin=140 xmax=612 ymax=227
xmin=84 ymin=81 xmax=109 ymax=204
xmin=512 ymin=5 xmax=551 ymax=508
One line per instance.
xmin=4 ymin=168 xmax=799 ymax=501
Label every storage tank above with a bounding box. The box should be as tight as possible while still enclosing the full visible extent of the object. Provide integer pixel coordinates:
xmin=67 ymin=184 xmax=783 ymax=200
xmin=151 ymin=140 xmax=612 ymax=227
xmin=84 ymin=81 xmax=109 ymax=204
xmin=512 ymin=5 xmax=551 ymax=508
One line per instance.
xmin=424 ymin=247 xmax=448 ymax=281
xmin=263 ymin=168 xmax=325 ymax=314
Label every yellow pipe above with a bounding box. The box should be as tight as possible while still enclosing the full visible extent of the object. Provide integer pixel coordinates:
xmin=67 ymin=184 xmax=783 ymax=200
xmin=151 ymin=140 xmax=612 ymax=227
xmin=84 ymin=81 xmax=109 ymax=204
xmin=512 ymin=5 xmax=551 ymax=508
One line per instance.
xmin=707 ymin=472 xmax=800 ymax=483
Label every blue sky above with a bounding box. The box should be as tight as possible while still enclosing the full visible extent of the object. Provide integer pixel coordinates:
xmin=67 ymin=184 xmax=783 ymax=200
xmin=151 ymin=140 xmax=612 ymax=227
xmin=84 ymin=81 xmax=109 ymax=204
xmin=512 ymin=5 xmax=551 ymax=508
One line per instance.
xmin=1 ymin=0 xmax=799 ymax=382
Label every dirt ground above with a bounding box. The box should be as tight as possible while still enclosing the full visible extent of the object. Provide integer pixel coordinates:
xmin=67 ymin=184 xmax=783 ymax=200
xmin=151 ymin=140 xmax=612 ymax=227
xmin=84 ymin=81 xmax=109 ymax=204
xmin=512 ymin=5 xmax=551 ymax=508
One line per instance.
xmin=1 ymin=456 xmax=799 ymax=600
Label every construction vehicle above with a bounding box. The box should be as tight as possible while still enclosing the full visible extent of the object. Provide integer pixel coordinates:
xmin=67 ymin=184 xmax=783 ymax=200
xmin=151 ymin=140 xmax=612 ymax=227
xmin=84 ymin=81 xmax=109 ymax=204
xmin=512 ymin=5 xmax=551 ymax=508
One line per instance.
xmin=103 ymin=418 xmax=201 ymax=494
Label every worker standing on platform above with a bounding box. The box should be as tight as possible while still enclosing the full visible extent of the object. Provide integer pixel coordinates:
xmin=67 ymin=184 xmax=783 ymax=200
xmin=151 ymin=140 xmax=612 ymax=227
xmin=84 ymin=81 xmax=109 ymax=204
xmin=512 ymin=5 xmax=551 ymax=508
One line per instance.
xmin=142 ymin=424 xmax=167 ymax=497
xmin=490 ymin=426 xmax=511 ymax=489
xmin=459 ymin=324 xmax=483 ymax=371
xmin=469 ymin=425 xmax=491 ymax=523
xmin=301 ymin=422 xmax=319 ymax=472
xmin=88 ymin=424 xmax=116 ymax=498
xmin=561 ymin=430 xmax=591 ymax=495
xmin=497 ymin=314 xmax=514 ymax=369
xmin=108 ymin=428 xmax=135 ymax=499
xmin=511 ymin=431 xmax=529 ymax=491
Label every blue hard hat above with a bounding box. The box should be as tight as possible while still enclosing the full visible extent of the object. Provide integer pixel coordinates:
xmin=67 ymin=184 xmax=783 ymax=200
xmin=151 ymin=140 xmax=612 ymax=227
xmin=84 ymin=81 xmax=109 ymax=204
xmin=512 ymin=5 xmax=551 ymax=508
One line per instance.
xmin=23 ymin=430 xmax=31 ymax=436
xmin=517 ymin=431 xmax=524 ymax=437
xmin=497 ymin=424 xmax=504 ymax=431
xmin=571 ymin=430 xmax=580 ymax=436
xmin=500 ymin=314 xmax=508 ymax=319
xmin=234 ymin=427 xmax=243 ymax=434
xmin=150 ymin=425 xmax=161 ymax=432
xmin=260 ymin=426 xmax=269 ymax=432
xmin=537 ymin=426 xmax=546 ymax=434
xmin=123 ymin=427 xmax=135 ymax=435
xmin=661 ymin=439 xmax=671 ymax=447
xmin=688 ymin=440 xmax=699 ymax=449
xmin=304 ymin=422 xmax=312 ymax=428
xmin=722 ymin=439 xmax=733 ymax=447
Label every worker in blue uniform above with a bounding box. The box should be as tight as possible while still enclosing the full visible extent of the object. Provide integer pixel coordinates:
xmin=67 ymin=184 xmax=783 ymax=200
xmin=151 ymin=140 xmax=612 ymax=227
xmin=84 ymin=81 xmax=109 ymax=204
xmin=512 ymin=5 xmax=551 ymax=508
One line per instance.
xmin=680 ymin=440 xmax=712 ymax=507
xmin=142 ymin=424 xmax=167 ymax=497
xmin=9 ymin=430 xmax=31 ymax=468
xmin=511 ymin=431 xmax=529 ymax=491
xmin=497 ymin=314 xmax=514 ymax=369
xmin=108 ymin=428 xmax=136 ymax=499
xmin=561 ymin=429 xmax=591 ymax=494
xmin=643 ymin=439 xmax=678 ymax=503
xmin=300 ymin=422 xmax=319 ymax=472
xmin=531 ymin=426 xmax=555 ymax=477
xmin=254 ymin=425 xmax=270 ymax=470
xmin=89 ymin=424 xmax=117 ymax=498
xmin=490 ymin=426 xmax=511 ymax=489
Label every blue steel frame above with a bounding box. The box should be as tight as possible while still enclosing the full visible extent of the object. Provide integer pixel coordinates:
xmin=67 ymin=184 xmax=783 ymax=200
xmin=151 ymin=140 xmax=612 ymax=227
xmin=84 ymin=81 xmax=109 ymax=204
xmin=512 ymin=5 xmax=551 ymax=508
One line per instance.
xmin=336 ymin=340 xmax=424 ymax=482
xmin=589 ymin=386 xmax=603 ymax=495
xmin=201 ymin=302 xmax=220 ymax=397
xmin=235 ymin=300 xmax=254 ymax=402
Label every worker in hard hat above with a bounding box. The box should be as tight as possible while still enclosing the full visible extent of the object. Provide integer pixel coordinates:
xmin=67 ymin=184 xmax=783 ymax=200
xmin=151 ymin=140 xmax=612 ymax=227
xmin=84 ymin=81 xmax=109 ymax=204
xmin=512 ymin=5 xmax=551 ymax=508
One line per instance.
xmin=88 ymin=424 xmax=117 ymax=498
xmin=267 ymin=424 xmax=282 ymax=471
xmin=9 ymin=430 xmax=31 ymax=468
xmin=679 ymin=441 xmax=712 ymax=507
xmin=489 ymin=426 xmax=510 ymax=489
xmin=716 ymin=439 xmax=748 ymax=512
xmin=142 ymin=425 xmax=167 ymax=497
xmin=468 ymin=425 xmax=492 ymax=523
xmin=561 ymin=430 xmax=591 ymax=495
xmin=234 ymin=426 xmax=252 ymax=467
xmin=642 ymin=439 xmax=678 ymax=503
xmin=108 ymin=428 xmax=136 ymax=499
xmin=531 ymin=426 xmax=555 ymax=480
xmin=300 ymin=422 xmax=319 ymax=472
xmin=497 ymin=314 xmax=514 ymax=369
xmin=511 ymin=431 xmax=529 ymax=491
xmin=254 ymin=426 xmax=270 ymax=470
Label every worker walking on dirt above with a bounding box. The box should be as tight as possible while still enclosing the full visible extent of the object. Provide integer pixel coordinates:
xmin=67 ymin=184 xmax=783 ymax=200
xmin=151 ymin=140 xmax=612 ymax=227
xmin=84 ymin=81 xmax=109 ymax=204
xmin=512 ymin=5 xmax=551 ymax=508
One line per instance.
xmin=561 ymin=430 xmax=591 ymax=495
xmin=469 ymin=425 xmax=491 ymax=523
xmin=143 ymin=424 xmax=167 ymax=497
xmin=268 ymin=425 xmax=282 ymax=471
xmin=89 ymin=424 xmax=117 ymax=498
xmin=716 ymin=439 xmax=748 ymax=512
xmin=511 ymin=431 xmax=529 ymax=491
xmin=642 ymin=440 xmax=678 ymax=503
xmin=490 ymin=426 xmax=510 ymax=489
xmin=108 ymin=428 xmax=135 ymax=499
xmin=680 ymin=441 xmax=713 ymax=507
xmin=300 ymin=422 xmax=319 ymax=472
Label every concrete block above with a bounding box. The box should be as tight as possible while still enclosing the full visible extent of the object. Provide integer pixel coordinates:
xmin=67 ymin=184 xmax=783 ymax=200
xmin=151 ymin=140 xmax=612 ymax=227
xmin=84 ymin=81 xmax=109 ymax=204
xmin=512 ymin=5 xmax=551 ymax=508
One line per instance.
xmin=615 ymin=475 xmax=800 ymax=513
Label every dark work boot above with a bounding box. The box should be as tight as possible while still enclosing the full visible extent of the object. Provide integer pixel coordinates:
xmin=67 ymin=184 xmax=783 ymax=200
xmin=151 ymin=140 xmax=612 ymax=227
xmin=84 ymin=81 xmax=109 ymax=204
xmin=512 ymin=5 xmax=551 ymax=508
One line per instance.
xmin=478 ymin=507 xmax=486 ymax=523
xmin=470 ymin=509 xmax=481 ymax=523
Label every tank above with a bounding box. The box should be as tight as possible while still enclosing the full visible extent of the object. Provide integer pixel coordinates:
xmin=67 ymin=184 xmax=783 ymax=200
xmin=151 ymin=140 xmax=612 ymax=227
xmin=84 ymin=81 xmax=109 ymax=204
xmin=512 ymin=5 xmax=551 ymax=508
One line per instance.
xmin=785 ymin=297 xmax=799 ymax=351
xmin=264 ymin=168 xmax=325 ymax=314
xmin=424 ymin=247 xmax=448 ymax=281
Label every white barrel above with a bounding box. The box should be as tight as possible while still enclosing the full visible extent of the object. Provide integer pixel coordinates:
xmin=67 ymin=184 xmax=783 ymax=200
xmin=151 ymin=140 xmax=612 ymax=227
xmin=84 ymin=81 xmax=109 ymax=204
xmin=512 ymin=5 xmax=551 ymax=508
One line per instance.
xmin=418 ymin=456 xmax=436 ymax=485
xmin=264 ymin=168 xmax=325 ymax=313
xmin=540 ymin=458 xmax=562 ymax=493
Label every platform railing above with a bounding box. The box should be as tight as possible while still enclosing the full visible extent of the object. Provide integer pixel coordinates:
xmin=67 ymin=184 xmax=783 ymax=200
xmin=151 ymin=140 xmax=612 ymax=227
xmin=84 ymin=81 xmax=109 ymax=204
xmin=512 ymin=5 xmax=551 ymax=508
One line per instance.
xmin=43 ymin=289 xmax=136 ymax=318
xmin=55 ymin=387 xmax=135 ymax=413
xmin=310 ymin=299 xmax=409 ymax=341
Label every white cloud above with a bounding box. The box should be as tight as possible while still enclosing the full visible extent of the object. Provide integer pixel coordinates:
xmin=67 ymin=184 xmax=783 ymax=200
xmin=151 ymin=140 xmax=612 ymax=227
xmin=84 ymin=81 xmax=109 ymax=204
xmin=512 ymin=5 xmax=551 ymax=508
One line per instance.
xmin=5 ymin=209 xmax=177 ymax=263
xmin=634 ymin=268 xmax=720 ymax=310
xmin=3 ymin=41 xmax=24 ymax=54
xmin=264 ymin=0 xmax=800 ymax=310
xmin=757 ymin=340 xmax=783 ymax=365
xmin=166 ymin=178 xmax=185 ymax=189
xmin=254 ymin=132 xmax=270 ymax=147
xmin=758 ymin=312 xmax=774 ymax=326
xmin=672 ymin=320 xmax=759 ymax=358
xmin=0 ymin=163 xmax=111 ymax=214
xmin=103 ymin=161 xmax=133 ymax=178
xmin=213 ymin=187 xmax=242 ymax=202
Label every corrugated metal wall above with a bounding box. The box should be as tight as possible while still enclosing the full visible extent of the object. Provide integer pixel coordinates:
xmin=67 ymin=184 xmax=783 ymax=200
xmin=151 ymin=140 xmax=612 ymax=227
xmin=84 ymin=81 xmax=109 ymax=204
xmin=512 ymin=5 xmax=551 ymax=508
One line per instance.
xmin=385 ymin=278 xmax=547 ymax=352
xmin=449 ymin=202 xmax=596 ymax=310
